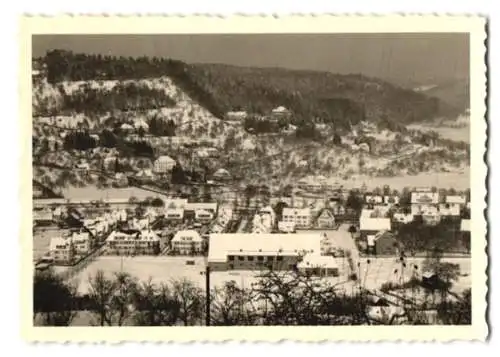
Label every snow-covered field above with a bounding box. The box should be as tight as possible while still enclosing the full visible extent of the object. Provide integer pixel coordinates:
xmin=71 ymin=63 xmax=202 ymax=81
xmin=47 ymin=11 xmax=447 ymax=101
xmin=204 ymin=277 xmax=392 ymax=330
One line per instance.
xmin=70 ymin=255 xmax=471 ymax=296
xmin=335 ymin=168 xmax=470 ymax=191
xmin=62 ymin=186 xmax=165 ymax=201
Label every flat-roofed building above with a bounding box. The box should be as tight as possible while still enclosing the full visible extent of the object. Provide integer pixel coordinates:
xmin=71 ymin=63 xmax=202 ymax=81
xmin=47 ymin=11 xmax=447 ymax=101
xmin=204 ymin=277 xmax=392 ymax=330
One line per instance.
xmin=207 ymin=233 xmax=321 ymax=271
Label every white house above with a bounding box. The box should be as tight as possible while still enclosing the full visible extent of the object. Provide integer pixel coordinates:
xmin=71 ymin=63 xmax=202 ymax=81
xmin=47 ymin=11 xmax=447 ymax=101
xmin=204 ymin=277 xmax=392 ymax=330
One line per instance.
xmin=226 ymin=111 xmax=248 ymax=121
xmin=411 ymin=192 xmax=439 ymax=216
xmin=315 ymin=208 xmax=335 ymax=228
xmin=49 ymin=237 xmax=73 ymax=263
xmin=271 ymin=106 xmax=291 ymax=119
xmin=70 ymin=231 xmax=91 ymax=254
xmin=171 ymin=230 xmax=204 ymax=255
xmin=165 ymin=208 xmax=184 ymax=221
xmin=153 ymin=155 xmax=176 ymax=174
xmin=213 ymin=168 xmax=232 ymax=181
xmin=106 ymin=230 xmax=160 ymax=255
xmin=195 ymin=209 xmax=214 ymax=223
xmin=282 ymin=208 xmax=312 ymax=229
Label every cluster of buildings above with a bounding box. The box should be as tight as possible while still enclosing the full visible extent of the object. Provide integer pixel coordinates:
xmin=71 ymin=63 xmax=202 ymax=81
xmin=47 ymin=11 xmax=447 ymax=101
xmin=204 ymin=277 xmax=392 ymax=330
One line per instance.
xmin=47 ymin=209 xmax=128 ymax=263
xmin=358 ymin=187 xmax=471 ymax=255
xmin=225 ymin=106 xmax=292 ymax=123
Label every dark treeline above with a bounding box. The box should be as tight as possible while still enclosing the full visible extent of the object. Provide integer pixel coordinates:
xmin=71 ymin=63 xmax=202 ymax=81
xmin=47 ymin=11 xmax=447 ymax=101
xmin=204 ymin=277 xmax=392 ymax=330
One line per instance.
xmin=187 ymin=64 xmax=460 ymax=128
xmin=58 ymin=83 xmax=176 ymax=115
xmin=41 ymin=50 xmax=460 ymax=130
xmin=61 ymin=129 xmax=155 ymax=158
xmin=148 ymin=116 xmax=176 ymax=137
xmin=44 ymin=50 xmax=222 ymax=118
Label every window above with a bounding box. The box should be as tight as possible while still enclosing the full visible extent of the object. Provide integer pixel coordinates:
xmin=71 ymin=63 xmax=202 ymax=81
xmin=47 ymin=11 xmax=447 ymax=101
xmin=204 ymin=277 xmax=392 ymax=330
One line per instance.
xmin=228 ymin=255 xmax=234 ymax=261
xmin=238 ymin=256 xmax=244 ymax=261
xmin=267 ymin=256 xmax=273 ymax=262
xmin=257 ymin=256 xmax=264 ymax=262
xmin=248 ymin=256 xmax=254 ymax=261
xmin=277 ymin=256 xmax=283 ymax=261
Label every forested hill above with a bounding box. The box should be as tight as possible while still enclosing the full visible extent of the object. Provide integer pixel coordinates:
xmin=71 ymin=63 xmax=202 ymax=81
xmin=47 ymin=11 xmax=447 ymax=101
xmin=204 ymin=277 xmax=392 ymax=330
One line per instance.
xmin=41 ymin=50 xmax=461 ymax=130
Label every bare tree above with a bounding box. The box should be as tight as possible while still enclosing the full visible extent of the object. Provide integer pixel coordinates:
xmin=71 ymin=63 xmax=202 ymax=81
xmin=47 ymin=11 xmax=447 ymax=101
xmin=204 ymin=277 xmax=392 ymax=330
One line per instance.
xmin=110 ymin=272 xmax=138 ymax=326
xmin=87 ymin=270 xmax=116 ymax=326
xmin=132 ymin=279 xmax=180 ymax=326
xmin=33 ymin=269 xmax=78 ymax=326
xmin=249 ymin=270 xmax=353 ymax=325
xmin=171 ymin=278 xmax=204 ymax=326
xmin=210 ymin=281 xmax=257 ymax=326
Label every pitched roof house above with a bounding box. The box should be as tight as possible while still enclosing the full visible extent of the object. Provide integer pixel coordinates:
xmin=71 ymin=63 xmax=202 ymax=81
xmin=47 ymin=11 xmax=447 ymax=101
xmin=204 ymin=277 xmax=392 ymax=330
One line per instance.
xmin=315 ymin=208 xmax=336 ymax=228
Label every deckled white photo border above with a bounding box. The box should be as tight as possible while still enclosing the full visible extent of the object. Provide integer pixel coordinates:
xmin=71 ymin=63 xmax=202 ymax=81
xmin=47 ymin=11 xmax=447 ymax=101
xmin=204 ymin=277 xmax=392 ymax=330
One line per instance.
xmin=19 ymin=14 xmax=488 ymax=342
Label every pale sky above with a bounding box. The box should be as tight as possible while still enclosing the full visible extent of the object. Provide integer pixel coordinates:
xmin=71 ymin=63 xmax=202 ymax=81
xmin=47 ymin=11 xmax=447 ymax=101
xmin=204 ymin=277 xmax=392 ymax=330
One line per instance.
xmin=32 ymin=33 xmax=469 ymax=86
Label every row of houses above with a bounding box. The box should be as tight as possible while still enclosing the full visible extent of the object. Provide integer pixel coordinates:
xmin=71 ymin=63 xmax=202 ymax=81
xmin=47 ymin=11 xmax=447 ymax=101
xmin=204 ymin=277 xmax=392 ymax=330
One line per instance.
xmin=47 ymin=209 xmax=129 ymax=263
xmin=225 ymin=106 xmax=292 ymax=123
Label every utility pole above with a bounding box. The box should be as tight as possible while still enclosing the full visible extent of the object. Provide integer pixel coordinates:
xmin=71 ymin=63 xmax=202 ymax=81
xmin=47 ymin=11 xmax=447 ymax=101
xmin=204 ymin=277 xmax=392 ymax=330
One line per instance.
xmin=205 ymin=265 xmax=211 ymax=326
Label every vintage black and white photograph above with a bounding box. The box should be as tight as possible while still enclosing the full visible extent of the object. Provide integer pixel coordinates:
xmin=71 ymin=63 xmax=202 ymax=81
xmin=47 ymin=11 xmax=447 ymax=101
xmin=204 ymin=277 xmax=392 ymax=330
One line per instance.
xmin=21 ymin=16 xmax=487 ymax=341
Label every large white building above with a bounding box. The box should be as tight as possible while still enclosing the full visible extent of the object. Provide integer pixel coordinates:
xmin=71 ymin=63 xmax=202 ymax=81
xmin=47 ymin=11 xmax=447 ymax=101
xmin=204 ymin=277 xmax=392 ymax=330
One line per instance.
xmin=49 ymin=237 xmax=73 ymax=263
xmin=171 ymin=230 xmax=204 ymax=255
xmin=153 ymin=155 xmax=176 ymax=174
xmin=70 ymin=231 xmax=92 ymax=254
xmin=165 ymin=208 xmax=184 ymax=221
xmin=105 ymin=230 xmax=160 ymax=255
xmin=411 ymin=191 xmax=439 ymax=216
xmin=282 ymin=208 xmax=312 ymax=229
xmin=207 ymin=233 xmax=336 ymax=275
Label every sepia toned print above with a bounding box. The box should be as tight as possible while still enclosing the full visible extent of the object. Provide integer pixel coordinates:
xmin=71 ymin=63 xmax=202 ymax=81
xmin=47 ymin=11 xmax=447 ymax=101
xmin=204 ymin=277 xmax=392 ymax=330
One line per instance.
xmin=20 ymin=15 xmax=487 ymax=342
